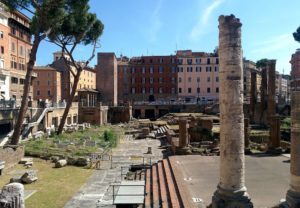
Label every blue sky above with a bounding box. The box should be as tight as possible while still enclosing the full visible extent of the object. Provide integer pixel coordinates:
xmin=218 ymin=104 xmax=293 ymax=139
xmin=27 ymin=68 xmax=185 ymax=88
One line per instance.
xmin=36 ymin=0 xmax=300 ymax=74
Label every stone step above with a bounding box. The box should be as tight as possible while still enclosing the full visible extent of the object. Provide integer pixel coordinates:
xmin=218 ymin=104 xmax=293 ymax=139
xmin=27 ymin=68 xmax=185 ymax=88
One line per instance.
xmin=144 ymin=168 xmax=151 ymax=208
xmin=162 ymin=159 xmax=182 ymax=208
xmin=151 ymin=163 xmax=160 ymax=208
xmin=157 ymin=161 xmax=169 ymax=208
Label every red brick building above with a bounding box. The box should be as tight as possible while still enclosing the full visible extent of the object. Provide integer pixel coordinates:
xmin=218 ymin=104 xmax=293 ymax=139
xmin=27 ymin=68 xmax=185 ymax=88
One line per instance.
xmin=117 ymin=55 xmax=178 ymax=103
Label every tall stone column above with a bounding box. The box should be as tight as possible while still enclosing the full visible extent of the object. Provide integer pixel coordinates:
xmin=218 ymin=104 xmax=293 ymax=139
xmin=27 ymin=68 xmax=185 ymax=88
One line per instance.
xmin=267 ymin=60 xmax=276 ymax=120
xmin=260 ymin=66 xmax=268 ymax=124
xmin=250 ymin=72 xmax=257 ymax=123
xmin=286 ymin=91 xmax=300 ymax=207
xmin=212 ymin=15 xmax=253 ymax=208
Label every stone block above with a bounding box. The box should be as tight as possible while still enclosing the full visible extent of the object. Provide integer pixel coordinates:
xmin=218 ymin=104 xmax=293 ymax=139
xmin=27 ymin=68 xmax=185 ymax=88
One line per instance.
xmin=0 ymin=183 xmax=25 ymax=208
xmin=55 ymin=159 xmax=67 ymax=168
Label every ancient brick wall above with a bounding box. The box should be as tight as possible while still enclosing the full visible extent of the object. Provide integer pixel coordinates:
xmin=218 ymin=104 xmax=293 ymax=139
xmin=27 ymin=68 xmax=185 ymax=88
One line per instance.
xmin=0 ymin=146 xmax=24 ymax=170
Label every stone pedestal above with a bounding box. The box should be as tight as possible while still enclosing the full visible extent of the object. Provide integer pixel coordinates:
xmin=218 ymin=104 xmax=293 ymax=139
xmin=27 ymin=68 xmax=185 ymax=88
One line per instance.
xmin=212 ymin=14 xmax=252 ymax=208
xmin=286 ymin=91 xmax=300 ymax=207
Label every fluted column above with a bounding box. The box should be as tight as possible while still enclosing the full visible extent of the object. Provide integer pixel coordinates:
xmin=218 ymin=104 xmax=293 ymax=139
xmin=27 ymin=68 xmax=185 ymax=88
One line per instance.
xmin=212 ymin=14 xmax=253 ymax=208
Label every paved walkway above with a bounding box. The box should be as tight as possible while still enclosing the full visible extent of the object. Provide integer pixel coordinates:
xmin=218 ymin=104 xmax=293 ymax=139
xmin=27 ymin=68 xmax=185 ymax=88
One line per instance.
xmin=64 ymin=136 xmax=166 ymax=208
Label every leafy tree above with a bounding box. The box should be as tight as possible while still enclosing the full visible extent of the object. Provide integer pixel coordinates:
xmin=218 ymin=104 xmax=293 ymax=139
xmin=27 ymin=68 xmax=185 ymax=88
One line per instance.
xmin=1 ymin=0 xmax=66 ymax=145
xmin=256 ymin=58 xmax=268 ymax=68
xmin=293 ymin=26 xmax=300 ymax=43
xmin=47 ymin=0 xmax=104 ymax=135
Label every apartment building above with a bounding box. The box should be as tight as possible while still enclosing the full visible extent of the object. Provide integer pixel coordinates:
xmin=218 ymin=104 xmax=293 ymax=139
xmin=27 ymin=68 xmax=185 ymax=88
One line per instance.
xmin=8 ymin=9 xmax=34 ymax=102
xmin=32 ymin=66 xmax=61 ymax=102
xmin=50 ymin=52 xmax=96 ymax=101
xmin=176 ymin=50 xmax=219 ymax=101
xmin=33 ymin=52 xmax=96 ymax=102
xmin=117 ymin=55 xmax=178 ymax=103
xmin=0 ymin=5 xmax=10 ymax=100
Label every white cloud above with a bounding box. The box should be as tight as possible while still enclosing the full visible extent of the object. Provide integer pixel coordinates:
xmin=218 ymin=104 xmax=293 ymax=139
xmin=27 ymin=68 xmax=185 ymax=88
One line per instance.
xmin=148 ymin=0 xmax=163 ymax=43
xmin=251 ymin=33 xmax=295 ymax=54
xmin=190 ymin=0 xmax=225 ymax=40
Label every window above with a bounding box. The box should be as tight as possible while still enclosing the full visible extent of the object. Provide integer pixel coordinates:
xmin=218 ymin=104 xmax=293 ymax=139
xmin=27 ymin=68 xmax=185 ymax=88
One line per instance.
xmin=47 ymin=90 xmax=51 ymax=96
xmin=11 ymin=43 xmax=15 ymax=52
xmin=178 ymin=77 xmax=182 ymax=83
xmin=216 ymin=77 xmax=219 ymax=82
xmin=197 ymin=77 xmax=200 ymax=83
xmin=37 ymin=90 xmax=40 ymax=96
xmin=206 ymin=67 xmax=209 ymax=72
xmin=171 ymin=88 xmax=176 ymax=94
xmin=150 ymin=67 xmax=154 ymax=74
xmin=216 ymin=58 xmax=219 ymax=64
xmin=171 ymin=77 xmax=176 ymax=84
xmin=131 ymin=67 xmax=135 ymax=73
xmin=207 ymin=88 xmax=211 ymax=93
xmin=11 ymin=77 xmax=18 ymax=84
xmin=187 ymin=59 xmax=192 ymax=65
xmin=131 ymin=78 xmax=135 ymax=84
xmin=214 ymin=66 xmax=218 ymax=72
xmin=142 ymin=67 xmax=145 ymax=74
xmin=159 ymin=58 xmax=163 ymax=63
xmin=196 ymin=58 xmax=201 ymax=64
xmin=150 ymin=77 xmax=154 ymax=84
xmin=149 ymin=88 xmax=154 ymax=94
xmin=197 ymin=88 xmax=200 ymax=93
xmin=207 ymin=77 xmax=211 ymax=82
xmin=159 ymin=66 xmax=164 ymax=73
xmin=20 ymin=46 xmax=24 ymax=56
xmin=188 ymin=77 xmax=192 ymax=82
xmin=1 ymin=46 xmax=3 ymax=54
xmin=216 ymin=87 xmax=219 ymax=93
xmin=142 ymin=77 xmax=146 ymax=84
xmin=159 ymin=87 xmax=163 ymax=94
xmin=131 ymin=88 xmax=135 ymax=94
xmin=188 ymin=88 xmax=192 ymax=93
xmin=207 ymin=58 xmax=211 ymax=64
xmin=142 ymin=88 xmax=146 ymax=94
xmin=0 ymin=59 xmax=4 ymax=68
xmin=177 ymin=59 xmax=183 ymax=64
xmin=48 ymin=80 xmax=50 ymax=85
xmin=0 ymin=31 xmax=3 ymax=39
xmin=171 ymin=67 xmax=176 ymax=73
xmin=20 ymin=79 xmax=25 ymax=85
xmin=171 ymin=58 xmax=176 ymax=63
xmin=179 ymin=88 xmax=182 ymax=93
xmin=159 ymin=77 xmax=163 ymax=83
xmin=11 ymin=27 xmax=16 ymax=35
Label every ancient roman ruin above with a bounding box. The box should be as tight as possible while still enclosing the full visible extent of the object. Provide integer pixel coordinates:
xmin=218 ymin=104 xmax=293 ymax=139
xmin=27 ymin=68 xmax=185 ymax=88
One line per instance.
xmin=212 ymin=14 xmax=253 ymax=207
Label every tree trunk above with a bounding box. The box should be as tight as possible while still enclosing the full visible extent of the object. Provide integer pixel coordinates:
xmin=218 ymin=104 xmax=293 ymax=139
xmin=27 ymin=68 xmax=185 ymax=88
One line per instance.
xmin=10 ymin=35 xmax=41 ymax=145
xmin=57 ymin=68 xmax=82 ymax=134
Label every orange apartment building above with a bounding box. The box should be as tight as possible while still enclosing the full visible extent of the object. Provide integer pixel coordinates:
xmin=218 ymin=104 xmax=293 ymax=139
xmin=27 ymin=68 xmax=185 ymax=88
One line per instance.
xmin=32 ymin=66 xmax=61 ymax=102
xmin=33 ymin=52 xmax=96 ymax=102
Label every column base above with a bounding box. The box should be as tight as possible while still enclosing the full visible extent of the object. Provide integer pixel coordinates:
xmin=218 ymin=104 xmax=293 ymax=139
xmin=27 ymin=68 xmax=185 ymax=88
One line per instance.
xmin=285 ymin=190 xmax=300 ymax=208
xmin=212 ymin=186 xmax=253 ymax=208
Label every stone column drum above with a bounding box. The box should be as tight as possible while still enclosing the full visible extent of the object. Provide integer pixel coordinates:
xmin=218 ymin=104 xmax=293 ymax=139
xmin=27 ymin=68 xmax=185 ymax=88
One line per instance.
xmin=286 ymin=91 xmax=300 ymax=207
xmin=0 ymin=183 xmax=25 ymax=208
xmin=212 ymin=15 xmax=253 ymax=208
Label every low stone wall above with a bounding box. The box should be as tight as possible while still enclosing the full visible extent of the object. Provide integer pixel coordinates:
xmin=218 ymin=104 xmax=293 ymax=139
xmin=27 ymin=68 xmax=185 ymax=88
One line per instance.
xmin=0 ymin=146 xmax=24 ymax=170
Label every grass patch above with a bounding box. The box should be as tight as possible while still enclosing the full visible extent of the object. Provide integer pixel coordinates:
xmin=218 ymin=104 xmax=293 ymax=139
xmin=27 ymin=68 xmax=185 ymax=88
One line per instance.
xmin=24 ymin=125 xmax=124 ymax=158
xmin=0 ymin=158 xmax=94 ymax=208
xmin=281 ymin=117 xmax=291 ymax=130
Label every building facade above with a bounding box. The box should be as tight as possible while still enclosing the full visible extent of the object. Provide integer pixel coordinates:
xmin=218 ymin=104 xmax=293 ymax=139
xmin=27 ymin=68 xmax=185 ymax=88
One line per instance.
xmin=32 ymin=66 xmax=61 ymax=102
xmin=0 ymin=5 xmax=10 ymax=100
xmin=177 ymin=50 xmax=219 ymax=102
xmin=8 ymin=9 xmax=34 ymax=103
xmin=117 ymin=55 xmax=178 ymax=103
